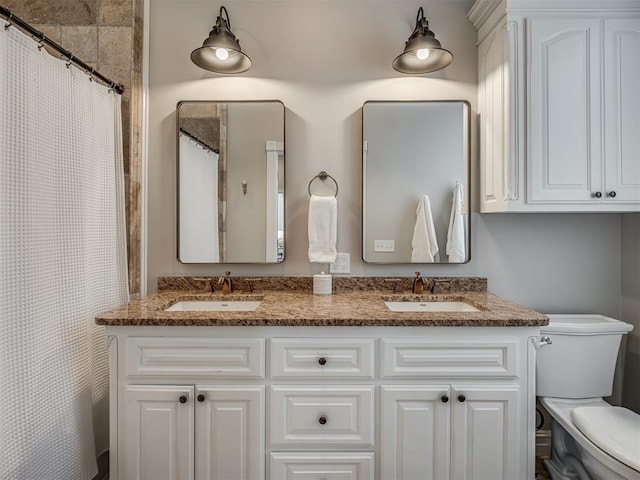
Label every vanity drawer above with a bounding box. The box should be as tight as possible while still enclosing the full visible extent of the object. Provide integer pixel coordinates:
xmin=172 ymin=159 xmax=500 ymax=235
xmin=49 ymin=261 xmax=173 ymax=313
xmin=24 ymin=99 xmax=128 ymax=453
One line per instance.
xmin=381 ymin=338 xmax=518 ymax=378
xmin=125 ymin=337 xmax=265 ymax=378
xmin=270 ymin=338 xmax=374 ymax=379
xmin=270 ymin=386 xmax=374 ymax=447
xmin=270 ymin=452 xmax=375 ymax=480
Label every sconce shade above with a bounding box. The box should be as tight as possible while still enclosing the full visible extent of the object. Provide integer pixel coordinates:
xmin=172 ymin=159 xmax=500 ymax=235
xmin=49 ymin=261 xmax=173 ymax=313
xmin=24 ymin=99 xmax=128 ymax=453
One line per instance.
xmin=392 ymin=7 xmax=453 ymax=74
xmin=191 ymin=6 xmax=252 ymax=74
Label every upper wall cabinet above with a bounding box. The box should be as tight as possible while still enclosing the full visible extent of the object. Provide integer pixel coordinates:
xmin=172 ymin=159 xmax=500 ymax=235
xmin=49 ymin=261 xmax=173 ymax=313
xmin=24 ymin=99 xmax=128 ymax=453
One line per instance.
xmin=469 ymin=0 xmax=640 ymax=212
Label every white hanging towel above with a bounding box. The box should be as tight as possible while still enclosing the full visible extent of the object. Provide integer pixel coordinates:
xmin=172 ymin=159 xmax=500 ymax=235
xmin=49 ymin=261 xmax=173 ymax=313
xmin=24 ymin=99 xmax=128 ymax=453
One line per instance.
xmin=447 ymin=183 xmax=466 ymax=262
xmin=411 ymin=195 xmax=439 ymax=263
xmin=308 ymin=194 xmax=338 ymax=263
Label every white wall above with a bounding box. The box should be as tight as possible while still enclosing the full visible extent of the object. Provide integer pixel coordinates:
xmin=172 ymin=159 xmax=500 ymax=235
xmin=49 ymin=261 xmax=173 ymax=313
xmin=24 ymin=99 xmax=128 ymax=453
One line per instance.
xmin=146 ymin=0 xmax=623 ymax=319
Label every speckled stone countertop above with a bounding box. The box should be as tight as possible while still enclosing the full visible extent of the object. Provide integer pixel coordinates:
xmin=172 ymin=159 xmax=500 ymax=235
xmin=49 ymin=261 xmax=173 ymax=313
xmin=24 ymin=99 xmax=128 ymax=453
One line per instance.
xmin=96 ymin=276 xmax=548 ymax=327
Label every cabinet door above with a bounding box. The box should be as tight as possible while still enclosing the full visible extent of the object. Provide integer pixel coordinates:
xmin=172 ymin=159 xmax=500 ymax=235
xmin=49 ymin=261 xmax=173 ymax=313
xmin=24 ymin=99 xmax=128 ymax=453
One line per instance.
xmin=195 ymin=386 xmax=264 ymax=480
xmin=604 ymin=18 xmax=640 ymax=203
xmin=528 ymin=18 xmax=603 ymax=203
xmin=450 ymin=386 xmax=519 ymax=480
xmin=478 ymin=19 xmax=514 ymax=212
xmin=124 ymin=385 xmax=194 ymax=480
xmin=380 ymin=386 xmax=450 ymax=480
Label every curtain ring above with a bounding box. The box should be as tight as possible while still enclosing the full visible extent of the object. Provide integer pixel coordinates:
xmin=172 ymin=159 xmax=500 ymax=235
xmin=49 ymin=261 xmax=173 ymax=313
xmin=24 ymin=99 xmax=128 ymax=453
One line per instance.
xmin=37 ymin=32 xmax=45 ymax=50
xmin=66 ymin=54 xmax=74 ymax=68
xmin=4 ymin=14 xmax=13 ymax=30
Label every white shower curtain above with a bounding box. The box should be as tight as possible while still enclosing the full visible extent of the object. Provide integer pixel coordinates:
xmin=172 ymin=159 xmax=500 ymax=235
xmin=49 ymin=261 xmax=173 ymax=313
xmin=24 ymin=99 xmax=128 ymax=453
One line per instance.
xmin=0 ymin=24 xmax=129 ymax=480
xmin=179 ymin=132 xmax=219 ymax=262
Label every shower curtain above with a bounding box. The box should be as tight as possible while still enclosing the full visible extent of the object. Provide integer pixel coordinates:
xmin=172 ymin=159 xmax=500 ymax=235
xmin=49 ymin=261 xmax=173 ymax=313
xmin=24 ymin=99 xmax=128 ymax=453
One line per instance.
xmin=0 ymin=23 xmax=129 ymax=480
xmin=179 ymin=132 xmax=220 ymax=262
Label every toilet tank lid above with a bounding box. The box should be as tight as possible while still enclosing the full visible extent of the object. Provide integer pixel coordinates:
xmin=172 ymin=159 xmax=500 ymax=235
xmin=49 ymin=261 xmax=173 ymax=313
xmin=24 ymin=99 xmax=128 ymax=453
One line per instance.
xmin=541 ymin=314 xmax=633 ymax=335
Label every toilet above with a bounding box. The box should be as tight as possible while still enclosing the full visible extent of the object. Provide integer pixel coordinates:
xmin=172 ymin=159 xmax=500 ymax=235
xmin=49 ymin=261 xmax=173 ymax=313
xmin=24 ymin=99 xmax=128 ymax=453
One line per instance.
xmin=536 ymin=314 xmax=639 ymax=480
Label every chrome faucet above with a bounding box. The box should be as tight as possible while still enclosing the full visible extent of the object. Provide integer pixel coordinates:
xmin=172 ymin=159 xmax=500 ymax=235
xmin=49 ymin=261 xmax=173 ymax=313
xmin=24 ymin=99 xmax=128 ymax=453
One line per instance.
xmin=412 ymin=272 xmax=425 ymax=294
xmin=218 ymin=271 xmax=233 ymax=294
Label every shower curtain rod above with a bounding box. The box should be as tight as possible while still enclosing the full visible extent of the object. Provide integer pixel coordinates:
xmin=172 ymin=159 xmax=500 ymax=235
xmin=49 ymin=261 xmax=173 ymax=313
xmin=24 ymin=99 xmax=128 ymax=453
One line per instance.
xmin=0 ymin=6 xmax=125 ymax=94
xmin=179 ymin=128 xmax=220 ymax=154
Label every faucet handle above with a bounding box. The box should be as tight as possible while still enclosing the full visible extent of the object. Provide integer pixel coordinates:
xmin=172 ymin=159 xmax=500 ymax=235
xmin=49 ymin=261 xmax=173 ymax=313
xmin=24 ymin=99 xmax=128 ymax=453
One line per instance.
xmin=244 ymin=278 xmax=261 ymax=293
xmin=430 ymin=278 xmax=453 ymax=294
xmin=384 ymin=278 xmax=402 ymax=293
xmin=193 ymin=277 xmax=214 ymax=292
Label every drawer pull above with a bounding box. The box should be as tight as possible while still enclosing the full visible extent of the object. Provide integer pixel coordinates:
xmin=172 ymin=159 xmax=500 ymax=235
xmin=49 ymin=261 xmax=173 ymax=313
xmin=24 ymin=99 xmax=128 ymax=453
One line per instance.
xmin=440 ymin=394 xmax=449 ymax=403
xmin=457 ymin=394 xmax=466 ymax=403
xmin=197 ymin=394 xmax=206 ymax=402
xmin=318 ymin=357 xmax=327 ymax=366
xmin=318 ymin=416 xmax=327 ymax=425
xmin=592 ymin=191 xmax=602 ymax=198
xmin=179 ymin=395 xmax=188 ymax=404
xmin=607 ymin=191 xmax=617 ymax=198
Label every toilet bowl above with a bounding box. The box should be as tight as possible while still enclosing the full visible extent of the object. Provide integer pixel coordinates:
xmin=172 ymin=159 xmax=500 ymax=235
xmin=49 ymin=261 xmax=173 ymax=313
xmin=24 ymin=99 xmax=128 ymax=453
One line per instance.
xmin=536 ymin=314 xmax=639 ymax=480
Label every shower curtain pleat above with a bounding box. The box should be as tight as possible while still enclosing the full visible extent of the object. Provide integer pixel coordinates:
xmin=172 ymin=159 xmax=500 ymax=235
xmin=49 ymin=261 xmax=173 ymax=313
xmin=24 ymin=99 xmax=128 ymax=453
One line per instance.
xmin=0 ymin=25 xmax=129 ymax=480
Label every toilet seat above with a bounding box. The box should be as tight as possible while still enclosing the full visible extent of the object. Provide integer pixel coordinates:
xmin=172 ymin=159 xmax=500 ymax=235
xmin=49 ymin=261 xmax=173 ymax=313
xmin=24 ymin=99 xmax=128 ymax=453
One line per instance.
xmin=571 ymin=406 xmax=640 ymax=471
xmin=540 ymin=397 xmax=640 ymax=479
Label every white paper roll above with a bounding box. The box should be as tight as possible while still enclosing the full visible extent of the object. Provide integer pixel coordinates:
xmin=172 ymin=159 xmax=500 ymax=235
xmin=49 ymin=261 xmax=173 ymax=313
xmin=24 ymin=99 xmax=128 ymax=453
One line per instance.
xmin=313 ymin=274 xmax=332 ymax=295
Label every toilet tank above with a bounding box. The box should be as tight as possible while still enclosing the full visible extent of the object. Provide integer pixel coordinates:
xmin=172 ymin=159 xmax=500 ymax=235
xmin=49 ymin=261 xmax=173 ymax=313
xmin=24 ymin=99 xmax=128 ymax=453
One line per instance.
xmin=536 ymin=314 xmax=633 ymax=399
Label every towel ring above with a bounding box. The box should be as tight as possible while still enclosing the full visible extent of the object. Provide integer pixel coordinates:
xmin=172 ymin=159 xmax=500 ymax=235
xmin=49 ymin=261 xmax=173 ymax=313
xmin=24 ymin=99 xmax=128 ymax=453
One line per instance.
xmin=308 ymin=171 xmax=338 ymax=197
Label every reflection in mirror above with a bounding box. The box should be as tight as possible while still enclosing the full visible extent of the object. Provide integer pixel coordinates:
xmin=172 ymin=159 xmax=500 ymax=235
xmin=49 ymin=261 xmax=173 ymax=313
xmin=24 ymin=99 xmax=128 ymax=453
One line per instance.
xmin=177 ymin=101 xmax=285 ymax=263
xmin=362 ymin=101 xmax=470 ymax=264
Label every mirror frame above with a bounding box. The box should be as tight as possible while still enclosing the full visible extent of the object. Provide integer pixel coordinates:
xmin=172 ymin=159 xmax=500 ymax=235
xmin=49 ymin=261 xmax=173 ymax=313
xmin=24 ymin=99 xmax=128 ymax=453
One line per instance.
xmin=176 ymin=100 xmax=286 ymax=264
xmin=361 ymin=100 xmax=471 ymax=264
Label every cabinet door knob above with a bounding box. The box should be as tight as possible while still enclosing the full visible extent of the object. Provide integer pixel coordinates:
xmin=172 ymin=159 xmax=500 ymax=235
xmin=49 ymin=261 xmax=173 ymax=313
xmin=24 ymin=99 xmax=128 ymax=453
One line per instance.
xmin=197 ymin=394 xmax=205 ymax=402
xmin=318 ymin=357 xmax=327 ymax=366
xmin=440 ymin=394 xmax=449 ymax=403
xmin=318 ymin=416 xmax=327 ymax=425
xmin=592 ymin=191 xmax=602 ymax=198
xmin=179 ymin=395 xmax=188 ymax=404
xmin=457 ymin=394 xmax=466 ymax=403
xmin=607 ymin=191 xmax=617 ymax=198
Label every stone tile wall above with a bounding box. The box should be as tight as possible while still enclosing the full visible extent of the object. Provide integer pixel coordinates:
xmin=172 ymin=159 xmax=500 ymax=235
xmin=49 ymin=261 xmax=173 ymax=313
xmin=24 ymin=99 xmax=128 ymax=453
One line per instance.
xmin=2 ymin=0 xmax=142 ymax=295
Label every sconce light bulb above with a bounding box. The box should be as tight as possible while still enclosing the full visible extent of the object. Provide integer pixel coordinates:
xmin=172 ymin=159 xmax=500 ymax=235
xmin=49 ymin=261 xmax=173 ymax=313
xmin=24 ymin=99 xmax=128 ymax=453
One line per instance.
xmin=215 ymin=48 xmax=229 ymax=61
xmin=416 ymin=48 xmax=430 ymax=60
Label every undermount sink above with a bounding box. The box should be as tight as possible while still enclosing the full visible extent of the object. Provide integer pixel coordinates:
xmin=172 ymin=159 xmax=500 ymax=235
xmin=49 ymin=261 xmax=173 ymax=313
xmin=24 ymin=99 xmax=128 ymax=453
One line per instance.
xmin=384 ymin=301 xmax=480 ymax=313
xmin=165 ymin=300 xmax=262 ymax=312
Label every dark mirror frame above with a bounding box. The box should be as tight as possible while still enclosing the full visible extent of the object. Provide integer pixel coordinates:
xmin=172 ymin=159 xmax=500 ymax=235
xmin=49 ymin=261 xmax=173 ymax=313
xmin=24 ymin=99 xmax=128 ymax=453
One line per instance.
xmin=362 ymin=100 xmax=471 ymax=264
xmin=176 ymin=100 xmax=285 ymax=264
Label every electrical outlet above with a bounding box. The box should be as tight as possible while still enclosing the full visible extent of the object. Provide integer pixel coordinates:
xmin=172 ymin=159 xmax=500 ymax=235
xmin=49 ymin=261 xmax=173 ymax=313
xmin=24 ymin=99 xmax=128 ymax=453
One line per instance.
xmin=330 ymin=253 xmax=350 ymax=274
xmin=374 ymin=240 xmax=395 ymax=252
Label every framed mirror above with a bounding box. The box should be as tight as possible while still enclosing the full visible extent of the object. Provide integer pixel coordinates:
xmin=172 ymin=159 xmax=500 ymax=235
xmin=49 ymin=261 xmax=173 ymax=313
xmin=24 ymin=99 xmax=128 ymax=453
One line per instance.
xmin=177 ymin=100 xmax=285 ymax=263
xmin=362 ymin=100 xmax=470 ymax=264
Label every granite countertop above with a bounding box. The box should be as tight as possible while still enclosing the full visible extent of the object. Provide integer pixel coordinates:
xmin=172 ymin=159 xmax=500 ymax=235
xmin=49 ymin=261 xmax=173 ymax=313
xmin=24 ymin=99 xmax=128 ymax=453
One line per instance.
xmin=95 ymin=276 xmax=548 ymax=327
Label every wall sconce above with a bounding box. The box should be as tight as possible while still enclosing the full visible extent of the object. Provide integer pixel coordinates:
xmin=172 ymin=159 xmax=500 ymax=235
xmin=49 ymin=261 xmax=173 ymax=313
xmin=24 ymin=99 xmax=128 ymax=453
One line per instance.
xmin=191 ymin=6 xmax=252 ymax=74
xmin=242 ymin=180 xmax=247 ymax=195
xmin=392 ymin=7 xmax=453 ymax=74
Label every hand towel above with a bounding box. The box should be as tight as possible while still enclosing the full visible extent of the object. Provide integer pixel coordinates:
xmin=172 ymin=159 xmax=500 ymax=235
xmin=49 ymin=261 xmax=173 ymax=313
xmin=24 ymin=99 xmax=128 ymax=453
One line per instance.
xmin=308 ymin=194 xmax=338 ymax=263
xmin=411 ymin=195 xmax=439 ymax=263
xmin=446 ymin=183 xmax=466 ymax=263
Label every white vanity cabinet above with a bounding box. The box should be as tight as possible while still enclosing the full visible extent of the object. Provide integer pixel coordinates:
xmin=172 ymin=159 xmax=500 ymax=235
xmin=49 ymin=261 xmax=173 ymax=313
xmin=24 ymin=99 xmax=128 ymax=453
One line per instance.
xmin=380 ymin=338 xmax=521 ymax=479
xmin=469 ymin=0 xmax=640 ymax=212
xmin=106 ymin=326 xmax=538 ymax=480
xmin=123 ymin=384 xmax=264 ymax=480
xmin=114 ymin=337 xmax=266 ymax=480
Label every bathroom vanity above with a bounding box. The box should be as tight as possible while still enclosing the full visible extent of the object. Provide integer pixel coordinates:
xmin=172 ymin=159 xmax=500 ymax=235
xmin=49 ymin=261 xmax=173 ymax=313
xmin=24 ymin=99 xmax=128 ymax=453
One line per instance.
xmin=96 ymin=277 xmax=548 ymax=480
